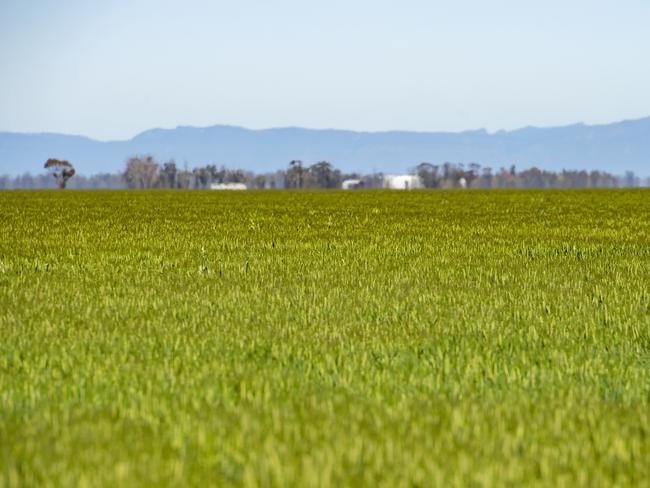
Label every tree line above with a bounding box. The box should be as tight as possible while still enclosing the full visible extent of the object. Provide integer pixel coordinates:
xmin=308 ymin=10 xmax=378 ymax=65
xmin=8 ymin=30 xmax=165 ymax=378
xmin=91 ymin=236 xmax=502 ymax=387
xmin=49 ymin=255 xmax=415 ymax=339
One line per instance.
xmin=120 ymin=157 xmax=362 ymax=189
xmin=108 ymin=157 xmax=650 ymax=189
xmin=0 ymin=156 xmax=645 ymax=189
xmin=413 ymin=162 xmax=637 ymax=189
xmin=122 ymin=156 xmax=250 ymax=189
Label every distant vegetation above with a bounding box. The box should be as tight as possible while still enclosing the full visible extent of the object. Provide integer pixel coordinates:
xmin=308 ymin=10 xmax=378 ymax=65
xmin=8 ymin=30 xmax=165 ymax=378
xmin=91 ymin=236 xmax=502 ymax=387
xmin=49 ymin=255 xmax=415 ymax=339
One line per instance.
xmin=1 ymin=190 xmax=648 ymax=485
xmin=1 ymin=156 xmax=646 ymax=189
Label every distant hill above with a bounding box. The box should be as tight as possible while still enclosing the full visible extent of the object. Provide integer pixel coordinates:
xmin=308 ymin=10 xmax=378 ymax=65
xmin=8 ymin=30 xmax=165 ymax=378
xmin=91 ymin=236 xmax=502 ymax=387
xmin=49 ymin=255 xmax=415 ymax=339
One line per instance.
xmin=1 ymin=117 xmax=649 ymax=176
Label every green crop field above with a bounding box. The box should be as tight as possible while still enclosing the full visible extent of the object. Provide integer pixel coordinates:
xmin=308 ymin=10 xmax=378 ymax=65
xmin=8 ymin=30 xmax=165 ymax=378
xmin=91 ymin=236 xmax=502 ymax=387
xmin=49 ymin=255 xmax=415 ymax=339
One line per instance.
xmin=1 ymin=189 xmax=649 ymax=487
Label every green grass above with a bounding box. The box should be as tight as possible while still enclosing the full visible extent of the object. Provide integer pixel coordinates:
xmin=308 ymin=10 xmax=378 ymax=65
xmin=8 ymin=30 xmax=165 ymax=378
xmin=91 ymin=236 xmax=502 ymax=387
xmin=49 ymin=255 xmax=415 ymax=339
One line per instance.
xmin=1 ymin=189 xmax=649 ymax=487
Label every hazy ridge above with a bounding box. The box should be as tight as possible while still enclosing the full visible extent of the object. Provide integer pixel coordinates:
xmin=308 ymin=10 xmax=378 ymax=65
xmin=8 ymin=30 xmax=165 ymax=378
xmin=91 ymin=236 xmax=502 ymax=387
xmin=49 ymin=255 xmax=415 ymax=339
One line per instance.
xmin=1 ymin=117 xmax=649 ymax=176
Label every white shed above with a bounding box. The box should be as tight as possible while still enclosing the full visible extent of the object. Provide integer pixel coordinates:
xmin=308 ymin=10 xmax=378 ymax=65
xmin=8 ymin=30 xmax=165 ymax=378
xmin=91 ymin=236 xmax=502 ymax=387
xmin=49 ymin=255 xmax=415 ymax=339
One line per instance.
xmin=210 ymin=183 xmax=247 ymax=190
xmin=341 ymin=179 xmax=363 ymax=190
xmin=382 ymin=174 xmax=423 ymax=190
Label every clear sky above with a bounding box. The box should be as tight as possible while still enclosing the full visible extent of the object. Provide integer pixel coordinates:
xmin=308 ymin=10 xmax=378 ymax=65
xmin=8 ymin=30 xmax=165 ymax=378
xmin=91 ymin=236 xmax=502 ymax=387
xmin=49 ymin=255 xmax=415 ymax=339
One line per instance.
xmin=1 ymin=0 xmax=649 ymax=140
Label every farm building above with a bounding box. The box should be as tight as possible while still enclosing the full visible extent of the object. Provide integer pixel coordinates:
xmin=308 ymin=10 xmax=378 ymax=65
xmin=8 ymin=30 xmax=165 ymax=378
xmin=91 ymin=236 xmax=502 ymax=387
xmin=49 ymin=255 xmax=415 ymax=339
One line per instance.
xmin=382 ymin=174 xmax=423 ymax=190
xmin=341 ymin=179 xmax=363 ymax=190
xmin=210 ymin=183 xmax=247 ymax=190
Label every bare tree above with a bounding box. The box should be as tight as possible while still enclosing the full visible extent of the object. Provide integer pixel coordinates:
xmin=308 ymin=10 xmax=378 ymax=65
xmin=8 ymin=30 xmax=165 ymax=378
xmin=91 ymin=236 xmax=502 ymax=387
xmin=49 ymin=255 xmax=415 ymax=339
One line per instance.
xmin=123 ymin=156 xmax=159 ymax=189
xmin=44 ymin=158 xmax=75 ymax=189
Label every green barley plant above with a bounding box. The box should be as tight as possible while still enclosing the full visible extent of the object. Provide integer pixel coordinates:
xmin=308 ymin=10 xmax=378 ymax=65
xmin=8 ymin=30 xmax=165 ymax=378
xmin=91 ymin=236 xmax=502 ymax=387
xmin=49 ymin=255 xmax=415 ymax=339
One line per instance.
xmin=0 ymin=189 xmax=649 ymax=487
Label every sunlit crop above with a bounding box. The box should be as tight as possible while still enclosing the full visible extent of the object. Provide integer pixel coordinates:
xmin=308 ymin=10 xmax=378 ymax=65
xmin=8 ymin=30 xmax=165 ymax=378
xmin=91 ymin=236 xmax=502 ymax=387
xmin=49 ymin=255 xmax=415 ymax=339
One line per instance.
xmin=1 ymin=189 xmax=649 ymax=486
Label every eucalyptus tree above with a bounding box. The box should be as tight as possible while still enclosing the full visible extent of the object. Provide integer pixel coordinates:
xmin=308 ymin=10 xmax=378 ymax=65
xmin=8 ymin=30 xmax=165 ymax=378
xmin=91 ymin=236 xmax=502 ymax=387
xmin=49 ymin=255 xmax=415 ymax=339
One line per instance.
xmin=43 ymin=158 xmax=75 ymax=189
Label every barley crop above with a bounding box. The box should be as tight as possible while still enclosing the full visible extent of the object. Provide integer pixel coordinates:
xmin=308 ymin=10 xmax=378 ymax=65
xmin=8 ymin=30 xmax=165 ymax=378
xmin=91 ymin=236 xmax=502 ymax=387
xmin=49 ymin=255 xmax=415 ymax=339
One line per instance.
xmin=1 ymin=189 xmax=649 ymax=486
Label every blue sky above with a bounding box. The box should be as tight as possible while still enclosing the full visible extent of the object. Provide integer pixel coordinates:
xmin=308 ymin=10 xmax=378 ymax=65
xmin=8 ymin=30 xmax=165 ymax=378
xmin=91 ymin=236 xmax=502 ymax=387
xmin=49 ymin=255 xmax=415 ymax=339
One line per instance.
xmin=1 ymin=0 xmax=649 ymax=140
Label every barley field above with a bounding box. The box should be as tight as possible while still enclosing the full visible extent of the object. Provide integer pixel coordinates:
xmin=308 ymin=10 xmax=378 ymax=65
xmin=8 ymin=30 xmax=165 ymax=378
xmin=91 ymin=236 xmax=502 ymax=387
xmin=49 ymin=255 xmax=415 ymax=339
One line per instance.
xmin=1 ymin=189 xmax=649 ymax=487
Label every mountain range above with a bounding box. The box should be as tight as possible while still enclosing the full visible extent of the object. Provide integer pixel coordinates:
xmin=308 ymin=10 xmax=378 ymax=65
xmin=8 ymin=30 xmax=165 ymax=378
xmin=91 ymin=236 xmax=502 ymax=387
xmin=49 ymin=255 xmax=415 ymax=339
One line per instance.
xmin=1 ymin=117 xmax=649 ymax=176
